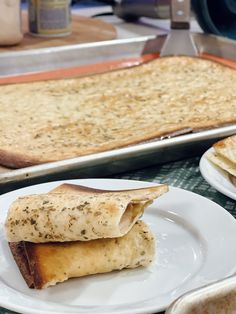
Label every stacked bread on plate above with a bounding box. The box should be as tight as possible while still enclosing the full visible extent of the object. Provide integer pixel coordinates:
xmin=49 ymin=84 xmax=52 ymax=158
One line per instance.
xmin=207 ymin=135 xmax=236 ymax=184
xmin=5 ymin=183 xmax=168 ymax=289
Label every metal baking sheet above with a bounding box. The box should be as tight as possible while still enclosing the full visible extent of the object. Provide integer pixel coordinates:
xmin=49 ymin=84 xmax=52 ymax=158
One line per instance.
xmin=165 ymin=275 xmax=236 ymax=314
xmin=0 ymin=33 xmax=236 ymax=187
xmin=0 ymin=33 xmax=236 ymax=76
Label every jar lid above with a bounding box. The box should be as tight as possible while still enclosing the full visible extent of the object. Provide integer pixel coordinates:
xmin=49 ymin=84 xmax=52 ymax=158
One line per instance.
xmin=192 ymin=0 xmax=236 ymax=40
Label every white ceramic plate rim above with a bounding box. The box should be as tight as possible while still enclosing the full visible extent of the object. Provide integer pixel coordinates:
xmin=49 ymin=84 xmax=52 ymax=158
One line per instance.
xmin=199 ymin=147 xmax=236 ymax=200
xmin=0 ymin=178 xmax=236 ymax=314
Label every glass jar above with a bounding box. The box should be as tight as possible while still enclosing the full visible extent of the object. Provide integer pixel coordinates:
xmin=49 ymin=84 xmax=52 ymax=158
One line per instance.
xmin=28 ymin=0 xmax=72 ymax=37
xmin=0 ymin=0 xmax=23 ymax=46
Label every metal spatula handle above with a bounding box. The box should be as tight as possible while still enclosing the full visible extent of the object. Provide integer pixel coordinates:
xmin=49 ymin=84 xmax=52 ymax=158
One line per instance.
xmin=171 ymin=0 xmax=191 ymax=29
xmin=160 ymin=0 xmax=198 ymax=56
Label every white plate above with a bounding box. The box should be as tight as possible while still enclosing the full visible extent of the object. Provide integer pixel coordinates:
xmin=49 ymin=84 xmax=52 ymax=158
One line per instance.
xmin=0 ymin=179 xmax=236 ymax=314
xmin=200 ymin=147 xmax=236 ymax=200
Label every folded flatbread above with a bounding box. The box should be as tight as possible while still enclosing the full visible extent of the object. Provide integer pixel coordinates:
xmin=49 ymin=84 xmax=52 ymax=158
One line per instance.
xmin=206 ymin=151 xmax=236 ymax=177
xmin=213 ymin=135 xmax=236 ymax=165
xmin=9 ymin=220 xmax=155 ymax=289
xmin=206 ymin=135 xmax=236 ymax=179
xmin=5 ymin=183 xmax=168 ymax=243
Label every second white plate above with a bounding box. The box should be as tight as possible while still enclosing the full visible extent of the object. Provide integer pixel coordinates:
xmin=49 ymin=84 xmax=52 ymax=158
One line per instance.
xmin=200 ymin=147 xmax=236 ymax=200
xmin=0 ymin=178 xmax=236 ymax=314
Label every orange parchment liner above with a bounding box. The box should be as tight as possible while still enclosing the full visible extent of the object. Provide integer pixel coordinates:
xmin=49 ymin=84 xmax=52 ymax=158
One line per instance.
xmin=0 ymin=52 xmax=235 ymax=85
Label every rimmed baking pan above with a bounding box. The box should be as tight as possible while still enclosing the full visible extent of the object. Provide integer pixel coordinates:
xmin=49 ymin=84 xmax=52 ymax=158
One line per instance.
xmin=0 ymin=33 xmax=235 ymax=187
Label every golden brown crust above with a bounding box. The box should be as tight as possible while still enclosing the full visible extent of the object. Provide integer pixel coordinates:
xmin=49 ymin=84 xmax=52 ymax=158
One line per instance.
xmin=213 ymin=139 xmax=227 ymax=149
xmin=23 ymin=242 xmax=46 ymax=289
xmin=0 ymin=149 xmax=44 ymax=169
xmin=8 ymin=242 xmax=35 ymax=288
xmin=9 ymin=241 xmax=51 ymax=289
xmin=213 ymin=135 xmax=236 ymax=164
xmin=9 ymin=221 xmax=155 ymax=289
xmin=51 ymin=183 xmax=165 ymax=194
xmin=214 ymin=135 xmax=236 ymax=150
xmin=51 ymin=183 xmax=115 ymax=194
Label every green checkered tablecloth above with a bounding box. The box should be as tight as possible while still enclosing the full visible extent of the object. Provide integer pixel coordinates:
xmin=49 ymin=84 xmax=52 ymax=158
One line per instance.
xmin=0 ymin=156 xmax=235 ymax=314
xmin=115 ymin=156 xmax=236 ymax=215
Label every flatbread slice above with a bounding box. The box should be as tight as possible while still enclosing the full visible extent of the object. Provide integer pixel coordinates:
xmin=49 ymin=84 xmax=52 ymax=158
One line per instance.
xmin=213 ymin=135 xmax=236 ymax=164
xmin=206 ymin=151 xmax=236 ymax=177
xmin=5 ymin=183 xmax=168 ymax=243
xmin=206 ymin=135 xmax=236 ymax=181
xmin=9 ymin=220 xmax=155 ymax=289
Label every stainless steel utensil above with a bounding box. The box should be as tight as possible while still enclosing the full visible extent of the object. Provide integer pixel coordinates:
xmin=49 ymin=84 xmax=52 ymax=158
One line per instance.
xmin=160 ymin=0 xmax=198 ymax=56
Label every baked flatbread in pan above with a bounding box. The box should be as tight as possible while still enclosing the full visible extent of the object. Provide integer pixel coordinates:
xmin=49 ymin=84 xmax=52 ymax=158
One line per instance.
xmin=0 ymin=56 xmax=236 ymax=168
xmin=5 ymin=183 xmax=167 ymax=242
